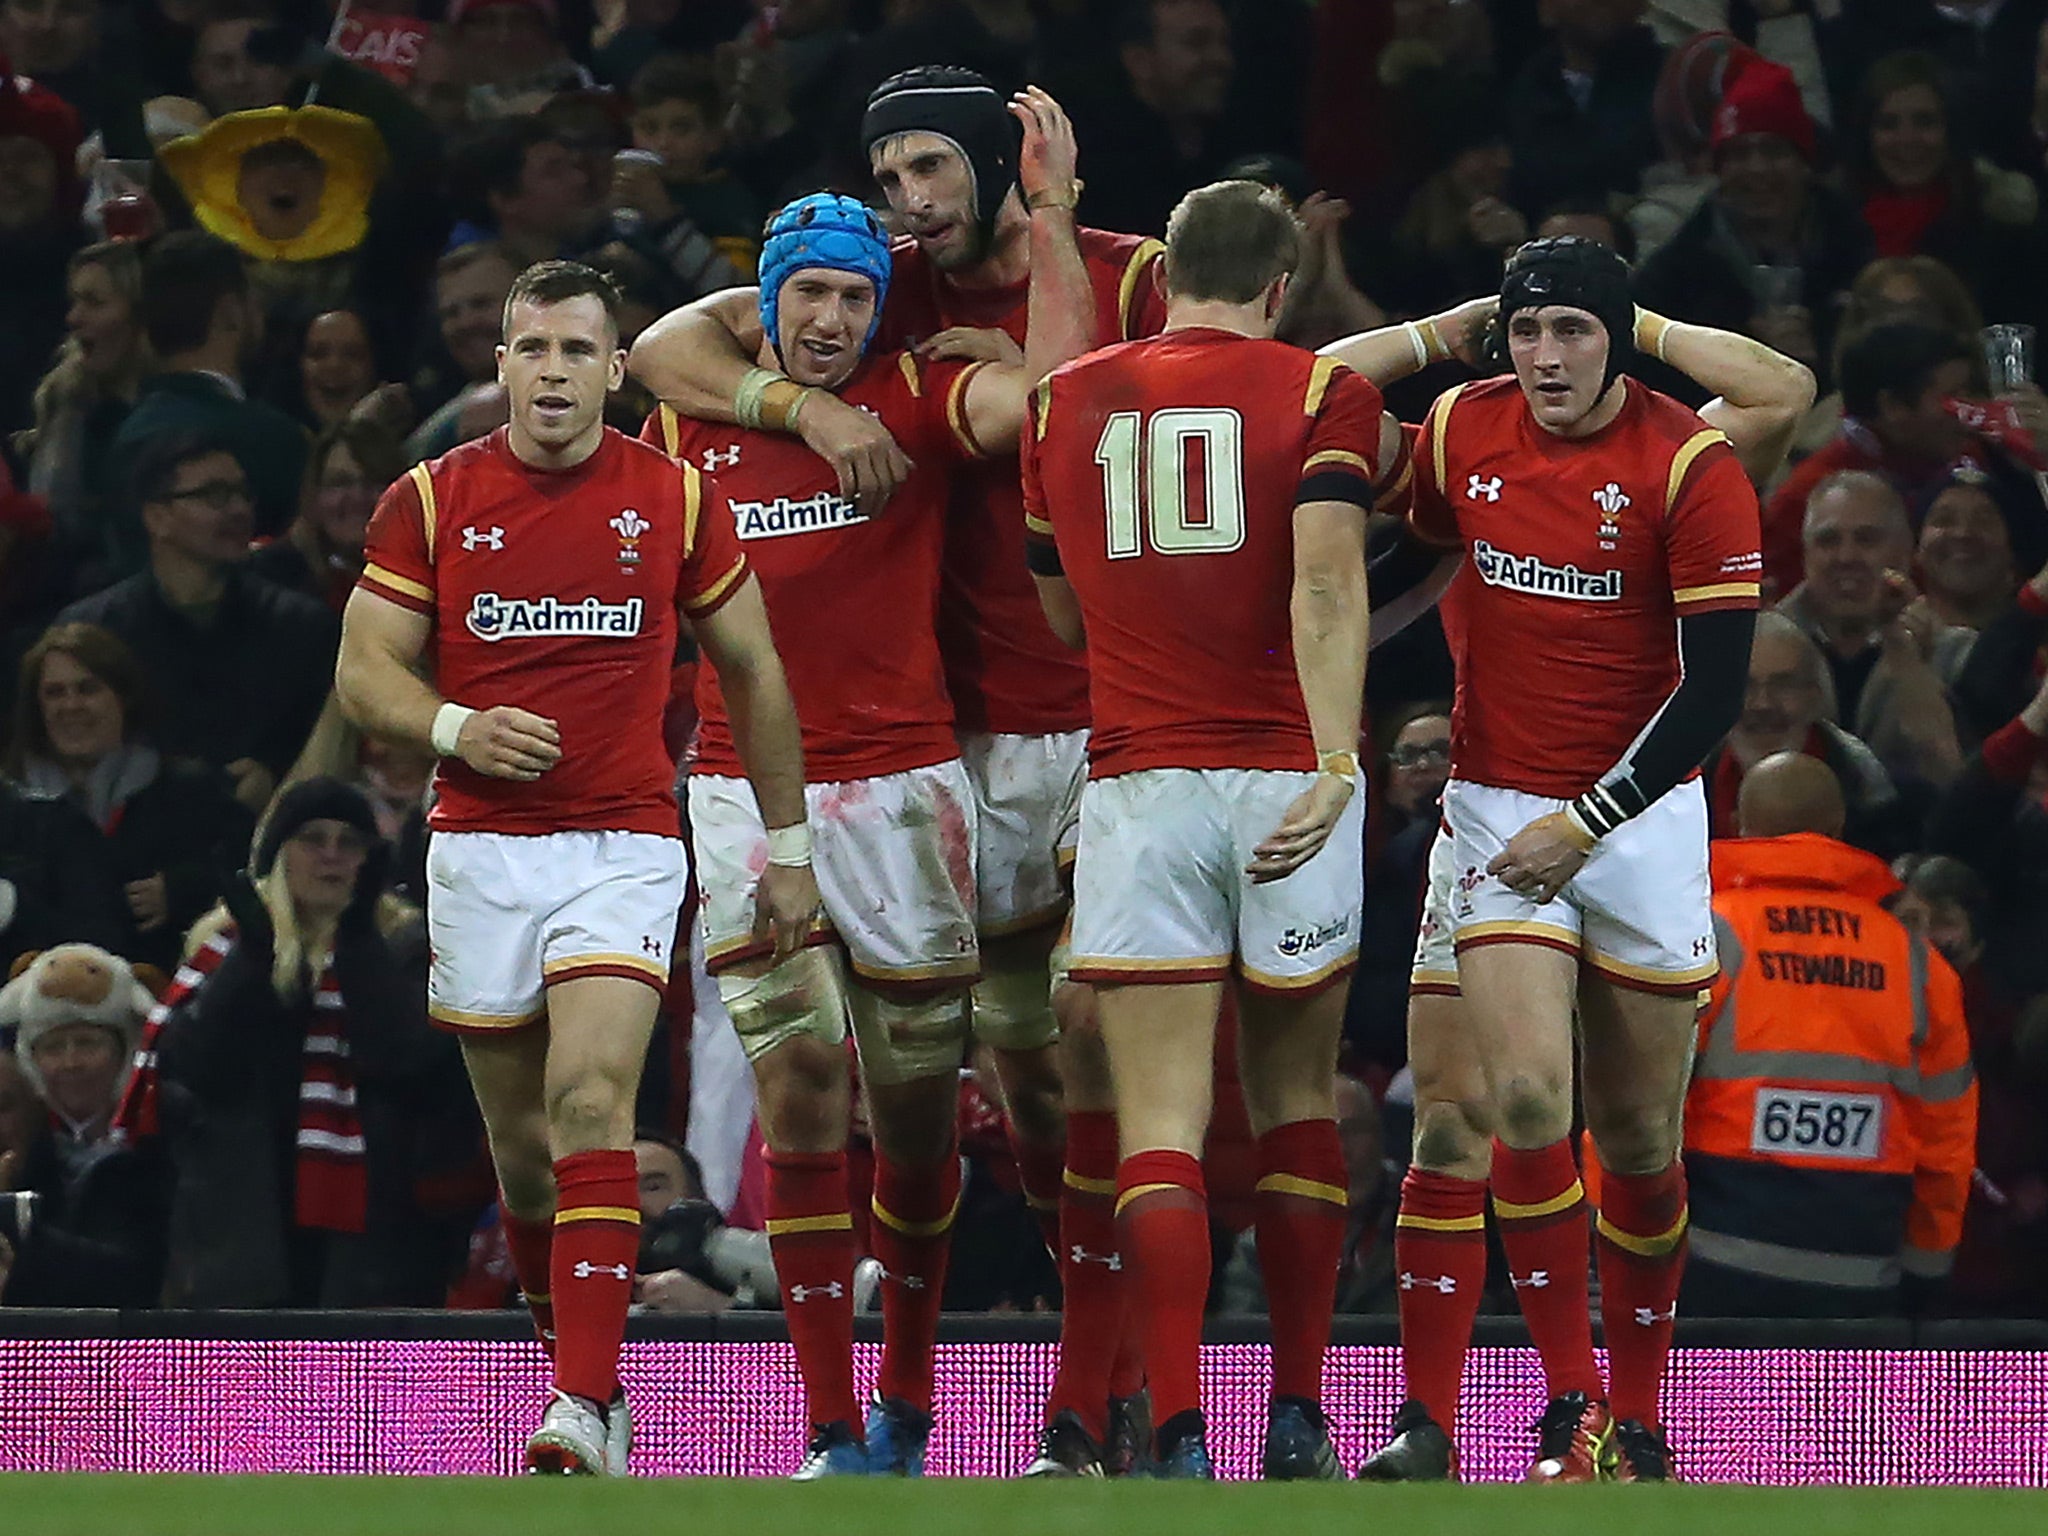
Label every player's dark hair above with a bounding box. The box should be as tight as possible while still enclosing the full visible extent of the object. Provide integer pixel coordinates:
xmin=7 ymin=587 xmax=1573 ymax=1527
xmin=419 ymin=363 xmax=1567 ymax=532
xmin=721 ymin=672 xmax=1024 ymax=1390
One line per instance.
xmin=502 ymin=260 xmax=624 ymax=344
xmin=630 ymin=52 xmax=722 ymax=120
xmin=139 ymin=230 xmax=249 ymax=358
xmin=1163 ymin=179 xmax=1300 ymax=305
xmin=1838 ymin=320 xmax=1970 ymax=421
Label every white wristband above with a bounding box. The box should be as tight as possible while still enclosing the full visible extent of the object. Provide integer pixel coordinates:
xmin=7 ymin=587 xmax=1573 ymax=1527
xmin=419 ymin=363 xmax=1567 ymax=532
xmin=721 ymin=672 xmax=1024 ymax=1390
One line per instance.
xmin=430 ymin=701 xmax=475 ymax=757
xmin=765 ymin=822 xmax=812 ymax=867
xmin=1404 ymin=321 xmax=1431 ymax=371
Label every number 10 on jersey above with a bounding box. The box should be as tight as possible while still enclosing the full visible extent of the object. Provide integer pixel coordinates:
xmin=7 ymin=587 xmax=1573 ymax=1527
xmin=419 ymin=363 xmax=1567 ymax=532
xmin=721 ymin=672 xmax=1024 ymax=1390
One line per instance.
xmin=1094 ymin=408 xmax=1248 ymax=558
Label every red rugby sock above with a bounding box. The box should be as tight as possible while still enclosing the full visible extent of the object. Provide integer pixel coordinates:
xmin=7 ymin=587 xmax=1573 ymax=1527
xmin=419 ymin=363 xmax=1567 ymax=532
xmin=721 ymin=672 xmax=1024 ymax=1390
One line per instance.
xmin=1116 ymin=1148 xmax=1209 ymax=1428
xmin=500 ymin=1202 xmax=556 ymax=1358
xmin=765 ymin=1149 xmax=861 ymax=1432
xmin=1596 ymin=1161 xmax=1688 ymax=1428
xmin=1392 ymin=1168 xmax=1488 ymax=1432
xmin=870 ymin=1147 xmax=962 ymax=1413
xmin=549 ymin=1150 xmax=639 ymax=1404
xmin=1045 ymin=1110 xmax=1122 ymax=1439
xmin=1010 ymin=1125 xmax=1066 ymax=1256
xmin=1254 ymin=1119 xmax=1348 ymax=1404
xmin=1491 ymin=1138 xmax=1601 ymax=1401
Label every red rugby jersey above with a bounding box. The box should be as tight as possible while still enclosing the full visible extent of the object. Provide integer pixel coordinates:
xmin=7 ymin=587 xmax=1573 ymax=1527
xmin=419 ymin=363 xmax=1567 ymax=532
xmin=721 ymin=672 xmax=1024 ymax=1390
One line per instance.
xmin=1022 ymin=330 xmax=1383 ymax=777
xmin=878 ymin=227 xmax=1169 ymax=736
xmin=1407 ymin=377 xmax=1762 ymax=799
xmin=358 ymin=427 xmax=748 ymax=836
xmin=645 ymin=350 xmax=986 ymax=782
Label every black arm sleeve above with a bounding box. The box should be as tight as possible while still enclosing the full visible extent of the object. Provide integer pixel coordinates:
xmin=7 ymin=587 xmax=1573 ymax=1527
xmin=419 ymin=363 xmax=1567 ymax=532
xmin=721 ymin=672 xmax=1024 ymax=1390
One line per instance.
xmin=1570 ymin=606 xmax=1757 ymax=837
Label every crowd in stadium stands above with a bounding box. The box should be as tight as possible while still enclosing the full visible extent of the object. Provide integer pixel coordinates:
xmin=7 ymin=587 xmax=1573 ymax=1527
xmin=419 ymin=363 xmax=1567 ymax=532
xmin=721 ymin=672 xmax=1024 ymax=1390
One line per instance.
xmin=0 ymin=0 xmax=2044 ymax=1328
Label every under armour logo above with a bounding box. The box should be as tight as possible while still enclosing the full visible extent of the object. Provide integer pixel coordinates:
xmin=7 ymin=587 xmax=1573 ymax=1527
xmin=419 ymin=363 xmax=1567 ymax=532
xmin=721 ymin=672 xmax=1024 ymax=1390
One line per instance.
xmin=1634 ymin=1304 xmax=1678 ymax=1326
xmin=462 ymin=525 xmax=505 ymax=551
xmin=702 ymin=444 xmax=741 ymax=471
xmin=642 ymin=935 xmax=663 ymax=958
xmin=1511 ymin=1270 xmax=1551 ymax=1289
xmin=573 ymin=1261 xmax=629 ymax=1280
xmin=1068 ymin=1245 xmax=1122 ymax=1271
xmin=789 ymin=1282 xmax=844 ymax=1302
xmin=1592 ymin=481 xmax=1631 ymax=517
xmin=1399 ymin=1272 xmax=1458 ymax=1293
xmin=1467 ymin=474 xmax=1502 ymax=502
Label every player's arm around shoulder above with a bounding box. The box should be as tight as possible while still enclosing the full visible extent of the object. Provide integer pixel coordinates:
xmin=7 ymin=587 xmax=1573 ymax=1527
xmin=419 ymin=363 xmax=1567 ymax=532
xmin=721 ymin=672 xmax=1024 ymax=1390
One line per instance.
xmin=628 ymin=286 xmax=767 ymax=421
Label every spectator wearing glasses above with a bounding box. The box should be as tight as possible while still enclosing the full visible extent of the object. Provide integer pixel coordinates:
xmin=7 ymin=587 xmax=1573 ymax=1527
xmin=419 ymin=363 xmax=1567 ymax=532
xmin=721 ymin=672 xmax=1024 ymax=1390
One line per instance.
xmin=57 ymin=432 xmax=339 ymax=815
xmin=146 ymin=777 xmax=475 ymax=1307
xmin=104 ymin=232 xmax=310 ymax=578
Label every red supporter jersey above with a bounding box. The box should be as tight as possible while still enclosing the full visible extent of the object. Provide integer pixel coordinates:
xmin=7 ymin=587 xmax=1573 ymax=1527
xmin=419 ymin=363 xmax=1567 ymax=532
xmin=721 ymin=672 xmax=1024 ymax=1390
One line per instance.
xmin=877 ymin=228 xmax=1169 ymax=736
xmin=1408 ymin=378 xmax=1762 ymax=799
xmin=1023 ymin=331 xmax=1383 ymax=777
xmin=645 ymin=350 xmax=986 ymax=782
xmin=358 ymin=427 xmax=749 ymax=836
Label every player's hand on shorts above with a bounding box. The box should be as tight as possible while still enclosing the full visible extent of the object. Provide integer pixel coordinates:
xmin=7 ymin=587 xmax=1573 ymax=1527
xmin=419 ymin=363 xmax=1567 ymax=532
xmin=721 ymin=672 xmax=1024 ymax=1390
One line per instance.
xmin=916 ymin=327 xmax=1024 ymax=367
xmin=1247 ymin=773 xmax=1354 ymax=884
xmin=754 ymin=861 xmax=822 ymax=960
xmin=1489 ymin=813 xmax=1593 ymax=904
xmin=797 ymin=391 xmax=912 ymax=513
xmin=1010 ymin=85 xmax=1079 ymax=207
xmin=456 ymin=705 xmax=562 ymax=781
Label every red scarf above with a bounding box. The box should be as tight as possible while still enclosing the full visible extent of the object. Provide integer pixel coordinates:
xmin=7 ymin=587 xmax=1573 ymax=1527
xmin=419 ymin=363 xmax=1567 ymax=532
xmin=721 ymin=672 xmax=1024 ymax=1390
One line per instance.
xmin=113 ymin=926 xmax=368 ymax=1233
xmin=1861 ymin=184 xmax=1949 ymax=258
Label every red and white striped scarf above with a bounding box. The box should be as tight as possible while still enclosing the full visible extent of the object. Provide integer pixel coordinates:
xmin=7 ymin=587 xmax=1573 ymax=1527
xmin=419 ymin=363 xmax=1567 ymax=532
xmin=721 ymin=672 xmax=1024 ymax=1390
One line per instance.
xmin=114 ymin=926 xmax=369 ymax=1234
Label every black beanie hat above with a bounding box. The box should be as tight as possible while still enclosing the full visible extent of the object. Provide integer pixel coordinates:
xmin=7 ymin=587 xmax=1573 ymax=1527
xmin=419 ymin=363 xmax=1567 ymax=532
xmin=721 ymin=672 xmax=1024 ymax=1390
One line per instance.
xmin=254 ymin=776 xmax=380 ymax=876
xmin=862 ymin=65 xmax=1020 ymax=253
xmin=1499 ymin=236 xmax=1637 ymax=394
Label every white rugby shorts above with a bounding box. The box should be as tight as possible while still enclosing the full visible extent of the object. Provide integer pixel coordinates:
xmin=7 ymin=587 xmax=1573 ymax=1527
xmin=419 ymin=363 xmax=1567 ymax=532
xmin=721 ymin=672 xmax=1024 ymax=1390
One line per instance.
xmin=1409 ymin=823 xmax=1461 ymax=998
xmin=959 ymin=728 xmax=1087 ymax=935
xmin=1069 ymin=767 xmax=1363 ymax=994
xmin=1443 ymin=777 xmax=1717 ymax=993
xmin=425 ymin=829 xmax=688 ymax=1032
xmin=689 ymin=761 xmax=980 ymax=985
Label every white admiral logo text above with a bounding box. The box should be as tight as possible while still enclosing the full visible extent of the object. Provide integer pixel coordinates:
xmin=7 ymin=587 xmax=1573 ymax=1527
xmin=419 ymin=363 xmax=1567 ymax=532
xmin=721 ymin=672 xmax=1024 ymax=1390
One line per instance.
xmin=731 ymin=492 xmax=869 ymax=540
xmin=466 ymin=593 xmax=644 ymax=641
xmin=1472 ymin=539 xmax=1622 ymax=601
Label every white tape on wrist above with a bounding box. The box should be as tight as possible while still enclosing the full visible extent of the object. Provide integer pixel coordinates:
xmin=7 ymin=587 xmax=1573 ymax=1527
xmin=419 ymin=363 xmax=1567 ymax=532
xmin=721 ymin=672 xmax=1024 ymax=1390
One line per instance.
xmin=765 ymin=822 xmax=813 ymax=867
xmin=430 ymin=702 xmax=475 ymax=757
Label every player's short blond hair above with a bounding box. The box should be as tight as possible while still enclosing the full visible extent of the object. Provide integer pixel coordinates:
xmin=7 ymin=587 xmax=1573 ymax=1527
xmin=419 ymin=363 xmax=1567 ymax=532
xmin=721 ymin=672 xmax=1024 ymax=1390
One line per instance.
xmin=1163 ymin=179 xmax=1300 ymax=305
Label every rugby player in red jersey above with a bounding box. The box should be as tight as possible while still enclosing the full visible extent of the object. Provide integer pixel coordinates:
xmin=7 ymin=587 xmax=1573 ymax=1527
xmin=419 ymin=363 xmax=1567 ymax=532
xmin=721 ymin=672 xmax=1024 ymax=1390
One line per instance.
xmin=1327 ymin=288 xmax=1812 ymax=1483
xmin=335 ymin=262 xmax=815 ymax=1475
xmin=630 ymin=72 xmax=1166 ymax=1475
xmin=1024 ymin=180 xmax=1381 ymax=1480
xmin=640 ymin=113 xmax=1094 ymax=1479
xmin=1381 ymin=238 xmax=1767 ymax=1483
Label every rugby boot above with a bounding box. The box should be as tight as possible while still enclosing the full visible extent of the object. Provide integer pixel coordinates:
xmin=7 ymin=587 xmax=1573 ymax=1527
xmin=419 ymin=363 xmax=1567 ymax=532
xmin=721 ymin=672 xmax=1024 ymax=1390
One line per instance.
xmin=1261 ymin=1397 xmax=1343 ymax=1481
xmin=792 ymin=1421 xmax=869 ymax=1480
xmin=1021 ymin=1410 xmax=1106 ymax=1478
xmin=605 ymin=1389 xmax=632 ymax=1476
xmin=1105 ymin=1388 xmax=1152 ymax=1477
xmin=863 ymin=1394 xmax=933 ymax=1476
xmin=1523 ymin=1390 xmax=1616 ymax=1484
xmin=1355 ymin=1398 xmax=1460 ymax=1482
xmin=1150 ymin=1410 xmax=1216 ymax=1480
xmin=1610 ymin=1418 xmax=1678 ymax=1483
xmin=524 ymin=1390 xmax=609 ymax=1476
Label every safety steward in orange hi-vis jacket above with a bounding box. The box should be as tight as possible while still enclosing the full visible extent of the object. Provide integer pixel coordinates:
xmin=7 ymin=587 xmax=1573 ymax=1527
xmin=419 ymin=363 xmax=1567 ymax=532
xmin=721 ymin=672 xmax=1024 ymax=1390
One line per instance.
xmin=1683 ymin=833 xmax=1978 ymax=1318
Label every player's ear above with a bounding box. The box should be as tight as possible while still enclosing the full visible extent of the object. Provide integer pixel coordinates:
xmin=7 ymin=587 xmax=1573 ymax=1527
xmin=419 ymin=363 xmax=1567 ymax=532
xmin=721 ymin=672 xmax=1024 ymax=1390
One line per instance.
xmin=1265 ymin=272 xmax=1290 ymax=320
xmin=494 ymin=344 xmax=507 ymax=386
xmin=608 ymin=347 xmax=628 ymax=392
